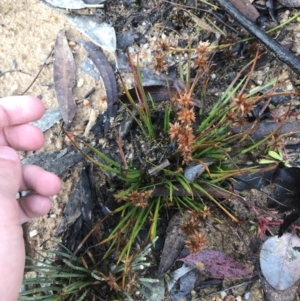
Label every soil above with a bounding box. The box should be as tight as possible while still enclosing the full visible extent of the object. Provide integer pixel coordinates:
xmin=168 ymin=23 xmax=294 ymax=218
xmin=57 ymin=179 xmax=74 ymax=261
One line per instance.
xmin=2 ymin=0 xmax=300 ymax=300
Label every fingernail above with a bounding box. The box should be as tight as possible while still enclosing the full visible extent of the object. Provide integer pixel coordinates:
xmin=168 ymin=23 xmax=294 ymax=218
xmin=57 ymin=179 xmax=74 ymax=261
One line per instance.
xmin=0 ymin=146 xmax=19 ymax=161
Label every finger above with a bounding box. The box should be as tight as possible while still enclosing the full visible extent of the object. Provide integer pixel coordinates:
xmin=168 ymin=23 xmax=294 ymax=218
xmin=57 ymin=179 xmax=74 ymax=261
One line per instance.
xmin=0 ymin=95 xmax=45 ymax=128
xmin=0 ymin=147 xmax=22 ymax=200
xmin=1 ymin=124 xmax=44 ymax=150
xmin=0 ymin=147 xmax=22 ymax=226
xmin=21 ymin=165 xmax=61 ymax=196
xmin=18 ymin=194 xmax=53 ymax=224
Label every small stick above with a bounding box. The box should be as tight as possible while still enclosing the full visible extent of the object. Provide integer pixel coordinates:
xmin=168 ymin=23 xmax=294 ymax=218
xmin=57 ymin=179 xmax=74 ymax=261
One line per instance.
xmin=215 ymin=0 xmax=300 ymax=75
xmin=0 ymin=69 xmax=31 ymax=78
xmin=21 ymin=47 xmax=54 ymax=95
xmin=76 ymin=87 xmax=96 ymax=104
xmin=148 ymin=160 xmax=170 ymax=176
xmin=115 ymin=131 xmax=128 ymax=171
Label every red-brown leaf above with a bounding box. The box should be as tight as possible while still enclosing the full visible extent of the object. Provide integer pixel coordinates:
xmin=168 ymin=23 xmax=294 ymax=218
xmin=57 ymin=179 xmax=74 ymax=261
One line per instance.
xmin=178 ymin=250 xmax=253 ymax=279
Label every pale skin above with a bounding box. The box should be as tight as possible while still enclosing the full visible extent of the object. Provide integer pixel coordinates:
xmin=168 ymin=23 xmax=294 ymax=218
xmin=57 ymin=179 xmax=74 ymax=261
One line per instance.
xmin=0 ymin=96 xmax=61 ymax=301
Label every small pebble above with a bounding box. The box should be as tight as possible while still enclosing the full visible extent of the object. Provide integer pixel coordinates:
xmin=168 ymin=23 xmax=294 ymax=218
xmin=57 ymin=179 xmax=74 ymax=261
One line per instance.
xmin=220 ymin=291 xmax=227 ymax=299
xmin=224 ymin=296 xmax=235 ymax=301
xmin=77 ymin=78 xmax=84 ymax=88
xmin=83 ymin=99 xmax=90 ymax=106
xmin=235 ymin=296 xmax=242 ymax=301
xmin=244 ymin=291 xmax=251 ymax=300
xmin=29 ymin=229 xmax=38 ymax=237
xmin=68 ymin=41 xmax=76 ymax=47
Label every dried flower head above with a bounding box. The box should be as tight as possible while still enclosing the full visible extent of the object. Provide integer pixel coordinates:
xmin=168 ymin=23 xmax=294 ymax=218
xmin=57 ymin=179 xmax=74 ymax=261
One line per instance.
xmin=153 ymin=53 xmax=167 ymax=72
xmin=177 ymin=126 xmax=195 ymax=148
xmin=169 ymin=82 xmax=196 ymax=163
xmin=196 ymin=41 xmax=210 ymax=54
xmin=172 ymin=91 xmax=193 ymax=107
xmin=194 ymin=41 xmax=210 ymax=70
xmin=194 ymin=53 xmax=209 ymax=70
xmin=246 ymin=42 xmax=262 ymax=57
xmin=200 ymin=205 xmax=211 ymax=219
xmin=231 ymin=93 xmax=254 ymax=116
xmin=177 ymin=126 xmax=195 ymax=164
xmin=195 ymin=261 xmax=205 ymax=271
xmin=169 ymin=122 xmax=181 ymax=140
xmin=182 ymin=219 xmax=203 ymax=235
xmin=182 ymin=210 xmax=205 ymax=235
xmin=185 ymin=232 xmax=207 ymax=254
xmin=116 ymin=190 xmax=152 ymax=208
xmin=177 ymin=108 xmax=195 ymax=125
xmin=156 ymin=39 xmax=170 ymax=52
xmin=222 ymin=48 xmax=237 ymax=62
xmin=106 ymin=272 xmax=122 ymax=292
xmin=227 ymin=112 xmax=248 ymax=127
xmin=267 ymin=134 xmax=286 ymax=154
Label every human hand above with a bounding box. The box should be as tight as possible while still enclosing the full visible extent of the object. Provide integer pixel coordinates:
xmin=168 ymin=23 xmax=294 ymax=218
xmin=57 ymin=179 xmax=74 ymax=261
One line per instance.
xmin=0 ymin=96 xmax=61 ymax=301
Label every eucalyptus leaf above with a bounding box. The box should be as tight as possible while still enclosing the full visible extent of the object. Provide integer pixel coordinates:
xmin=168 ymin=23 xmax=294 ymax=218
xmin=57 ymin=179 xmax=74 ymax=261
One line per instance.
xmin=260 ymin=233 xmax=300 ymax=290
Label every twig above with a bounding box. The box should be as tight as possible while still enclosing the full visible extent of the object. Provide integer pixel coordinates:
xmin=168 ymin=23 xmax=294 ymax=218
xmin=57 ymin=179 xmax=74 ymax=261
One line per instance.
xmin=0 ymin=69 xmax=31 ymax=78
xmin=148 ymin=160 xmax=170 ymax=176
xmin=76 ymin=87 xmax=96 ymax=104
xmin=206 ymin=279 xmax=255 ymax=297
xmin=115 ymin=131 xmax=128 ymax=171
xmin=21 ymin=47 xmax=54 ymax=95
xmin=215 ymin=0 xmax=300 ymax=75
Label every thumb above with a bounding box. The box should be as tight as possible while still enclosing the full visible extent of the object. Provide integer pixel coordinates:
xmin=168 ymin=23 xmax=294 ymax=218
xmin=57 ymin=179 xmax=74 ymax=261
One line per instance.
xmin=0 ymin=146 xmax=22 ymax=224
xmin=0 ymin=147 xmax=25 ymax=301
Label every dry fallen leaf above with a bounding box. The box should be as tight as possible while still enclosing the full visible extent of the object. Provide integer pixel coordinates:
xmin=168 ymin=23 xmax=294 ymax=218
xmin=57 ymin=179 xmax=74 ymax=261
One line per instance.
xmin=53 ymin=30 xmax=76 ymax=128
xmin=179 ymin=250 xmax=253 ymax=279
xmin=84 ymin=42 xmax=118 ymax=133
xmin=260 ymin=233 xmax=300 ymax=290
xmin=229 ymin=0 xmax=260 ymax=22
xmin=158 ymin=211 xmax=189 ymax=277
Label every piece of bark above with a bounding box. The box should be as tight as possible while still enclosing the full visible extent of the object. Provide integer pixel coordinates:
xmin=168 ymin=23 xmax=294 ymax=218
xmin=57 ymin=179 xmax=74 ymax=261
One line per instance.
xmin=278 ymin=0 xmax=300 ymax=7
xmin=22 ymin=148 xmax=90 ymax=176
xmin=55 ymin=167 xmax=93 ymax=252
xmin=231 ymin=122 xmax=300 ymax=141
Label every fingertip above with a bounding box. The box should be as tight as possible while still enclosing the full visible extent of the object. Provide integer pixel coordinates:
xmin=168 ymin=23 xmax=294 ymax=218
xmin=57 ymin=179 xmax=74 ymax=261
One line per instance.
xmin=19 ymin=95 xmax=46 ymax=121
xmin=25 ymin=95 xmax=46 ymax=115
xmin=3 ymin=124 xmax=45 ymax=151
xmin=19 ymin=195 xmax=53 ymax=224
xmin=21 ymin=165 xmax=61 ymax=196
xmin=0 ymin=146 xmax=22 ymax=198
xmin=0 ymin=95 xmax=46 ymax=125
